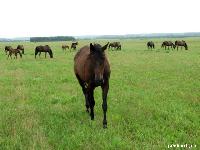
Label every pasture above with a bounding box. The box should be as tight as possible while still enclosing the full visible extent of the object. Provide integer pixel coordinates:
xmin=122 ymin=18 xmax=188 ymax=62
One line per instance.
xmin=0 ymin=38 xmax=199 ymax=149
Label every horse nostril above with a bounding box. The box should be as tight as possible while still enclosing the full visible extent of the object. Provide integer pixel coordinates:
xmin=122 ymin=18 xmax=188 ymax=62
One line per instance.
xmin=95 ymin=79 xmax=103 ymax=86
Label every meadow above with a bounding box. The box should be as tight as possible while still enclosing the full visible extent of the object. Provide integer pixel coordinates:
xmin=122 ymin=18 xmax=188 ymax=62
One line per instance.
xmin=0 ymin=38 xmax=199 ymax=149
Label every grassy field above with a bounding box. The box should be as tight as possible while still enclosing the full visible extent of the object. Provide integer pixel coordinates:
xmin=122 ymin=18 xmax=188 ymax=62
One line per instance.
xmin=0 ymin=38 xmax=199 ymax=149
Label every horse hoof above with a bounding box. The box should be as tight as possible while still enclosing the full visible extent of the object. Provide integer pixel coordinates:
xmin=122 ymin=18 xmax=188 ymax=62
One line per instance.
xmin=103 ymin=124 xmax=107 ymax=129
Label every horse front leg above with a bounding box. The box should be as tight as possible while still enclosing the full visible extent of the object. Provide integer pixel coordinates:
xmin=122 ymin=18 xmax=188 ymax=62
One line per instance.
xmin=88 ymin=88 xmax=95 ymax=120
xmin=75 ymin=74 xmax=90 ymax=113
xmin=101 ymin=81 xmax=109 ymax=128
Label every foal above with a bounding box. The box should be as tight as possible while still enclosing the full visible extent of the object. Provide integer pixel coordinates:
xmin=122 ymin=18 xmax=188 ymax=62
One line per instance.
xmin=74 ymin=43 xmax=110 ymax=128
xmin=7 ymin=48 xmax=22 ymax=59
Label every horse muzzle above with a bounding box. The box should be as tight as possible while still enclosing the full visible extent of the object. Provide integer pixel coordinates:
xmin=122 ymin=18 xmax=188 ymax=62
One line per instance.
xmin=94 ymin=79 xmax=104 ymax=86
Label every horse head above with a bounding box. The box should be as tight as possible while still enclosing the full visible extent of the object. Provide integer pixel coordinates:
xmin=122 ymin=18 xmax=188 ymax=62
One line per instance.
xmin=90 ymin=43 xmax=109 ymax=86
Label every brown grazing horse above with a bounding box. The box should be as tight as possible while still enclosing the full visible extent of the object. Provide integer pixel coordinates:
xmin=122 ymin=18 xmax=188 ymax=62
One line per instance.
xmin=71 ymin=42 xmax=78 ymax=50
xmin=5 ymin=46 xmax=13 ymax=55
xmin=147 ymin=41 xmax=155 ymax=50
xmin=35 ymin=45 xmax=53 ymax=58
xmin=62 ymin=45 xmax=69 ymax=51
xmin=108 ymin=42 xmax=121 ymax=50
xmin=7 ymin=48 xmax=22 ymax=59
xmin=74 ymin=43 xmax=110 ymax=128
xmin=175 ymin=40 xmax=188 ymax=50
xmin=17 ymin=45 xmax=25 ymax=54
xmin=161 ymin=41 xmax=176 ymax=50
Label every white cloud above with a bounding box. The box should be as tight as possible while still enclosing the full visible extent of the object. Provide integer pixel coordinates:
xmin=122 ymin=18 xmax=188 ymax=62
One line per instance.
xmin=0 ymin=0 xmax=200 ymax=38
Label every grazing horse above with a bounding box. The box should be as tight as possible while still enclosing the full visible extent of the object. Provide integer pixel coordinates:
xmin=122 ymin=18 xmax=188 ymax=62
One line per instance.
xmin=147 ymin=41 xmax=155 ymax=50
xmin=35 ymin=45 xmax=53 ymax=58
xmin=62 ymin=45 xmax=69 ymax=51
xmin=17 ymin=45 xmax=25 ymax=54
xmin=5 ymin=46 xmax=13 ymax=55
xmin=161 ymin=41 xmax=176 ymax=50
xmin=71 ymin=42 xmax=78 ymax=50
xmin=7 ymin=48 xmax=22 ymax=59
xmin=175 ymin=40 xmax=188 ymax=50
xmin=74 ymin=43 xmax=110 ymax=128
xmin=108 ymin=42 xmax=121 ymax=50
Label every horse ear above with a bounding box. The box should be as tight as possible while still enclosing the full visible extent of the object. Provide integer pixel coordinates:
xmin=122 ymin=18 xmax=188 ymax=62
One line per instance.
xmin=102 ymin=42 xmax=109 ymax=51
xmin=90 ymin=43 xmax=95 ymax=53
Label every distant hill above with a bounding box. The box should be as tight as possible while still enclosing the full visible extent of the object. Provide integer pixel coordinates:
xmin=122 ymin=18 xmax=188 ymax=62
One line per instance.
xmin=0 ymin=37 xmax=30 ymax=42
xmin=76 ymin=32 xmax=200 ymax=39
xmin=1 ymin=32 xmax=200 ymax=42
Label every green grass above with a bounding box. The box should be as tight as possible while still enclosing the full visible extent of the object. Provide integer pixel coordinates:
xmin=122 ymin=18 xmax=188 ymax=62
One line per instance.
xmin=0 ymin=38 xmax=199 ymax=149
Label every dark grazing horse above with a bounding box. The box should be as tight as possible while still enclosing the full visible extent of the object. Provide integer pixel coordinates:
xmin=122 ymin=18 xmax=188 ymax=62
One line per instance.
xmin=71 ymin=42 xmax=78 ymax=50
xmin=7 ymin=48 xmax=22 ymax=59
xmin=62 ymin=45 xmax=69 ymax=51
xmin=5 ymin=46 xmax=13 ymax=55
xmin=108 ymin=42 xmax=121 ymax=50
xmin=175 ymin=40 xmax=188 ymax=50
xmin=147 ymin=41 xmax=155 ymax=50
xmin=35 ymin=45 xmax=53 ymax=58
xmin=161 ymin=41 xmax=176 ymax=50
xmin=17 ymin=45 xmax=25 ymax=54
xmin=74 ymin=43 xmax=110 ymax=128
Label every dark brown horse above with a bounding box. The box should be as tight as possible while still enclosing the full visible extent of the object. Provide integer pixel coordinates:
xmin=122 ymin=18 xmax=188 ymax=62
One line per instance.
xmin=7 ymin=48 xmax=22 ymax=59
xmin=74 ymin=43 xmax=110 ymax=128
xmin=62 ymin=45 xmax=69 ymax=51
xmin=35 ymin=45 xmax=53 ymax=58
xmin=147 ymin=41 xmax=155 ymax=50
xmin=108 ymin=42 xmax=121 ymax=50
xmin=71 ymin=42 xmax=78 ymax=50
xmin=161 ymin=41 xmax=176 ymax=50
xmin=5 ymin=46 xmax=13 ymax=55
xmin=17 ymin=45 xmax=25 ymax=54
xmin=175 ymin=40 xmax=188 ymax=50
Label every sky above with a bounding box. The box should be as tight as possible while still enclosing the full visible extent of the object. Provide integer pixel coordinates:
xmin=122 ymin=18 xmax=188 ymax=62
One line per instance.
xmin=0 ymin=0 xmax=200 ymax=38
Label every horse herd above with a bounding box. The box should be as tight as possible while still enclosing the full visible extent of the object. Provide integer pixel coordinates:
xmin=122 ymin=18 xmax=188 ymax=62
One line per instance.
xmin=3 ymin=42 xmax=112 ymax=128
xmin=1 ymin=39 xmax=191 ymax=128
xmin=62 ymin=42 xmax=122 ymax=51
xmin=3 ymin=41 xmax=122 ymax=59
xmin=147 ymin=40 xmax=188 ymax=50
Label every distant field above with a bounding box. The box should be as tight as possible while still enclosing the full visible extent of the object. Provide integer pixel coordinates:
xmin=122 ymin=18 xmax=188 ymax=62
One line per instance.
xmin=0 ymin=38 xmax=199 ymax=149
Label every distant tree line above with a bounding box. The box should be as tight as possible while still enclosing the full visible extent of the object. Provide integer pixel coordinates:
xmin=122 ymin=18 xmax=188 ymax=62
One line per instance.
xmin=30 ymin=36 xmax=76 ymax=42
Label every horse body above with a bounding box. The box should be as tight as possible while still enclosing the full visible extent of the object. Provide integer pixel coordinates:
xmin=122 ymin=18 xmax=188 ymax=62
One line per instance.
xmin=147 ymin=41 xmax=155 ymax=49
xmin=62 ymin=45 xmax=69 ymax=51
xmin=108 ymin=42 xmax=121 ymax=50
xmin=74 ymin=43 xmax=110 ymax=128
xmin=71 ymin=42 xmax=78 ymax=50
xmin=161 ymin=41 xmax=176 ymax=50
xmin=5 ymin=46 xmax=13 ymax=55
xmin=175 ymin=40 xmax=188 ymax=50
xmin=35 ymin=45 xmax=53 ymax=58
xmin=7 ymin=48 xmax=22 ymax=59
